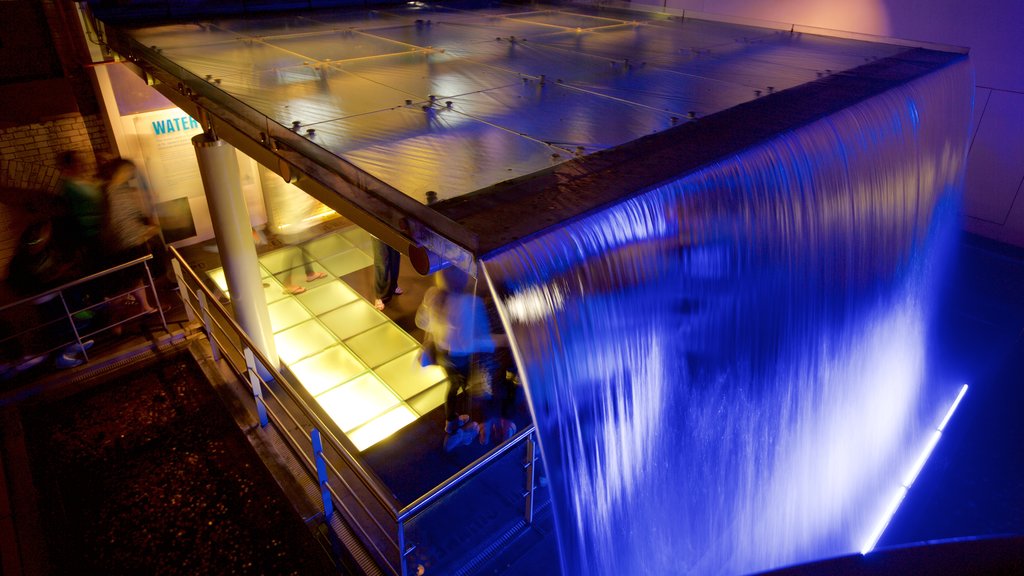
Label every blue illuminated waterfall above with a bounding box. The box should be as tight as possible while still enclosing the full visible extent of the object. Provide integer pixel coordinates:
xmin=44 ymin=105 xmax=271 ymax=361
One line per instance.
xmin=481 ymin=58 xmax=973 ymax=575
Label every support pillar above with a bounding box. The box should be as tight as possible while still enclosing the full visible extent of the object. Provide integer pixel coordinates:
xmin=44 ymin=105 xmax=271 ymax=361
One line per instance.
xmin=193 ymin=133 xmax=279 ymax=372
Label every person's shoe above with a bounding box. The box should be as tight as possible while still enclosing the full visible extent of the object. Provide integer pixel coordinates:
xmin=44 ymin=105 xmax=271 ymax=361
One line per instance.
xmin=56 ymin=352 xmax=84 ymax=369
xmin=443 ymin=421 xmax=479 ymax=452
xmin=374 ymin=298 xmax=385 ymax=311
xmin=393 ymin=286 xmax=405 ymax=296
xmin=16 ymin=354 xmax=48 ymax=372
xmin=64 ymin=340 xmax=95 ymax=355
xmin=443 ymin=428 xmax=465 ymax=452
xmin=460 ymin=421 xmax=479 ymax=443
xmin=500 ymin=419 xmax=517 ymax=440
xmin=306 ymin=271 xmax=328 ymax=282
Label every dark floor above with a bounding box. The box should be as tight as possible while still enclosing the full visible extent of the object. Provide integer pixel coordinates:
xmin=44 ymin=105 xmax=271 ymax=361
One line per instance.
xmin=14 ymin=351 xmax=341 ymax=576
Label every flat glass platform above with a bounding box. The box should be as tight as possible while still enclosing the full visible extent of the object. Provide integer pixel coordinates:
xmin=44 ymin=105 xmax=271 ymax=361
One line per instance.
xmin=206 ymin=226 xmax=448 ymax=451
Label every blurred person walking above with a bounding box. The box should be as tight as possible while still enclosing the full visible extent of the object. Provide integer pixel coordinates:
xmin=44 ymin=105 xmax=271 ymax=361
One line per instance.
xmin=99 ymin=158 xmax=163 ymax=315
xmin=416 ymin=266 xmax=505 ymax=451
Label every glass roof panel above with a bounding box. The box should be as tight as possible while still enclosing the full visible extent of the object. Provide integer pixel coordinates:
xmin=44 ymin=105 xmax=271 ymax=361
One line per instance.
xmin=159 ymin=41 xmax=311 ymax=76
xmin=261 ymin=29 xmax=423 ymax=63
xmin=328 ymin=51 xmax=524 ymax=101
xmin=128 ymin=23 xmax=240 ymax=50
xmin=309 ymin=107 xmax=566 ymax=201
xmin=114 ymin=1 xmax=910 ymax=210
xmin=506 ymin=9 xmax=630 ymax=31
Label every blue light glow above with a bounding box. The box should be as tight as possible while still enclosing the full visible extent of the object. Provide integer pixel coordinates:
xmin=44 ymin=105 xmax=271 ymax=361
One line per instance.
xmin=860 ymin=383 xmax=969 ymax=555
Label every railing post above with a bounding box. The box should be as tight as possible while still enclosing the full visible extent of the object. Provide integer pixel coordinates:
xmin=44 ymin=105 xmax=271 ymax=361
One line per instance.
xmin=142 ymin=261 xmax=168 ymax=332
xmin=311 ymin=428 xmax=334 ymax=520
xmin=198 ymin=291 xmax=219 ymax=361
xmin=57 ymin=290 xmax=89 ymax=363
xmin=171 ymin=258 xmax=195 ymax=323
xmin=523 ymin=431 xmax=536 ymax=525
xmin=398 ymin=522 xmax=410 ymax=576
xmin=244 ymin=347 xmax=269 ymax=428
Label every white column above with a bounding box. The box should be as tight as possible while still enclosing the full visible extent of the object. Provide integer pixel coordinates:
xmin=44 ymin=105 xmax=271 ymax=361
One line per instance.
xmin=193 ymin=133 xmax=279 ymax=371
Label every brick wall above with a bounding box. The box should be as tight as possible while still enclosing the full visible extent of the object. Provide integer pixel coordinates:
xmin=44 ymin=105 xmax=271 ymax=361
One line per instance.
xmin=0 ymin=112 xmax=110 ymax=280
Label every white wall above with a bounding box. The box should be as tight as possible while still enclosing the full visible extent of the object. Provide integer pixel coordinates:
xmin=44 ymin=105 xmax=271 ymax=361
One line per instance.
xmin=632 ymin=0 xmax=1024 ymax=247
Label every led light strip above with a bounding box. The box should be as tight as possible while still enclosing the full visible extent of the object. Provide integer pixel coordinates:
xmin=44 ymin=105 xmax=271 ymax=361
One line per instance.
xmin=860 ymin=383 xmax=969 ymax=554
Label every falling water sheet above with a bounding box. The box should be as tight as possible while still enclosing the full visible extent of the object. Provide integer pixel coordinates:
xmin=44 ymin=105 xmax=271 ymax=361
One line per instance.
xmin=483 ymin=54 xmax=972 ymax=576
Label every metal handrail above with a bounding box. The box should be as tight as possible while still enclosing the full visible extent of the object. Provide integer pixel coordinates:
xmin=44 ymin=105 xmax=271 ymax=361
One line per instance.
xmin=399 ymin=424 xmax=537 ymax=522
xmin=168 ymin=246 xmax=402 ymax=518
xmin=0 ymin=255 xmax=167 ymax=361
xmin=0 ymin=254 xmax=156 ymax=313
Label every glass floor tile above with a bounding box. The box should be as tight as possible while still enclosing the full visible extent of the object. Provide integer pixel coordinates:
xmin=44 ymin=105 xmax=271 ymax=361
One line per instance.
xmin=319 ymin=248 xmax=373 ymax=278
xmin=344 ymin=322 xmax=420 ymax=369
xmin=274 ymin=319 xmax=337 ymax=364
xmin=375 ymin=349 xmax=448 ymax=400
xmin=317 ymin=372 xmax=402 ymax=432
xmin=207 ymin=267 xmax=229 ymax=292
xmin=347 ymin=405 xmax=419 ymax=451
xmin=340 ymin=226 xmax=373 ymax=254
xmin=268 ymin=297 xmax=312 ymax=332
xmin=296 ymin=281 xmax=361 ymax=315
xmin=303 ymin=232 xmax=355 ymax=260
xmin=259 ymin=245 xmax=305 ymax=273
xmin=206 ymin=266 xmax=288 ymax=304
xmin=289 ymin=345 xmax=368 ymax=396
xmin=321 ymin=300 xmax=387 ymax=341
xmin=407 ymin=382 xmax=447 ymax=417
xmin=271 ymin=262 xmax=332 ymax=291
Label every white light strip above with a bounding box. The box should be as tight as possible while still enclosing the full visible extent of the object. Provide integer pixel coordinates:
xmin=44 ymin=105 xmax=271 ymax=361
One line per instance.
xmin=860 ymin=383 xmax=969 ymax=555
xmin=902 ymin=430 xmax=941 ymax=488
xmin=861 ymin=487 xmax=908 ymax=555
xmin=938 ymin=384 xmax=968 ymax=431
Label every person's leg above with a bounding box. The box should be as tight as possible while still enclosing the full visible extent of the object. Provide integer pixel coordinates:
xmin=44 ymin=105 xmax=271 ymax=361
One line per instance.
xmin=282 ymin=241 xmax=304 ymax=294
xmin=372 ymin=238 xmax=392 ymax=301
xmin=442 ymin=354 xmax=478 ymax=450
xmin=442 ymin=355 xmax=469 ymax=428
xmin=385 ymin=245 xmax=400 ymax=297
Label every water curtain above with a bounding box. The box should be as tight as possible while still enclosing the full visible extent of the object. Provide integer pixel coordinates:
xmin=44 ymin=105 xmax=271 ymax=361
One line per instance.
xmin=482 ymin=57 xmax=972 ymax=575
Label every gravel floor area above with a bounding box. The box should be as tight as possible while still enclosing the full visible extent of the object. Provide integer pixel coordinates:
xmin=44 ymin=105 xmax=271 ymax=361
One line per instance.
xmin=19 ymin=352 xmax=341 ymax=575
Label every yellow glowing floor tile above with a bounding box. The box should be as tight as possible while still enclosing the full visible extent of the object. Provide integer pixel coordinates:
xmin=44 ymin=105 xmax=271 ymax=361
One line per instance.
xmin=317 ymin=372 xmax=401 ymax=432
xmin=206 ymin=267 xmax=287 ymax=304
xmin=302 ymin=232 xmax=355 ymax=261
xmin=272 ymin=262 xmax=331 ymax=291
xmin=344 ymin=323 xmax=420 ymax=369
xmin=260 ymin=276 xmax=289 ymax=304
xmin=259 ymin=246 xmax=305 ymax=274
xmin=296 ymin=281 xmax=360 ymax=315
xmin=268 ymin=298 xmax=312 ymax=332
xmin=340 ymin=226 xmax=372 ymax=254
xmin=319 ymin=248 xmax=372 ymax=278
xmin=375 ymin=349 xmax=448 ymax=400
xmin=347 ymin=404 xmax=418 ymax=451
xmin=274 ymin=320 xmax=337 ymax=364
xmin=407 ymin=383 xmax=447 ymax=417
xmin=207 ymin=268 xmax=229 ymax=293
xmin=320 ymin=300 xmax=386 ymax=341
xmin=288 ymin=345 xmax=368 ymax=396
